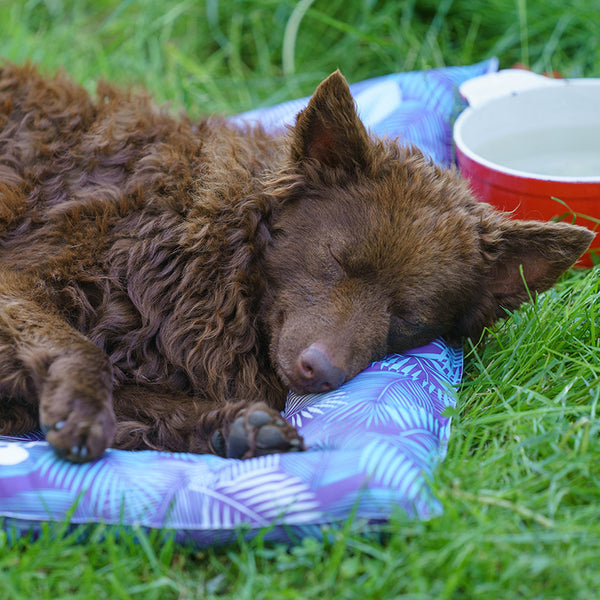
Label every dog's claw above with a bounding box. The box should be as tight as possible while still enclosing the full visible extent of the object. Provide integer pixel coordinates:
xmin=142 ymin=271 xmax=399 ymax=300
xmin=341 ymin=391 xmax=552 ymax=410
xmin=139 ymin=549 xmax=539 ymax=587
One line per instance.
xmin=51 ymin=442 xmax=88 ymax=463
xmin=40 ymin=420 xmax=66 ymax=436
xmin=55 ymin=444 xmax=88 ymax=463
xmin=70 ymin=445 xmax=88 ymax=460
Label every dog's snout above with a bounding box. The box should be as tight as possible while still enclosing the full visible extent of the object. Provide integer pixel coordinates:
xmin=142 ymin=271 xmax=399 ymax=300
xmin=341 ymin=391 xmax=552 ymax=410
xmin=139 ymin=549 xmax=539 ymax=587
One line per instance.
xmin=296 ymin=344 xmax=345 ymax=393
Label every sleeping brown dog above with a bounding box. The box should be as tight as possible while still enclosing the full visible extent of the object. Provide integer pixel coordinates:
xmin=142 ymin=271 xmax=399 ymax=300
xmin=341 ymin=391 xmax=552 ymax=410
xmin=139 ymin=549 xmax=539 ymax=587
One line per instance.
xmin=0 ymin=63 xmax=592 ymax=462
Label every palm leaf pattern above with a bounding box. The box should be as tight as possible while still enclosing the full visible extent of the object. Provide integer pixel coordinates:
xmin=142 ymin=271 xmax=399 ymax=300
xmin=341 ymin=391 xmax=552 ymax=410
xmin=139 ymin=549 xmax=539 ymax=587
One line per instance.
xmin=0 ymin=337 xmax=463 ymax=542
xmin=174 ymin=454 xmax=322 ymax=528
xmin=0 ymin=58 xmax=497 ymax=544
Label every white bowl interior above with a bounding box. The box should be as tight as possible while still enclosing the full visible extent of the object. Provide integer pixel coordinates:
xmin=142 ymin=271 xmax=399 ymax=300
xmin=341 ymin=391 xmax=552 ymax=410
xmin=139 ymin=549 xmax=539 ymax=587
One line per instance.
xmin=454 ymin=82 xmax=600 ymax=181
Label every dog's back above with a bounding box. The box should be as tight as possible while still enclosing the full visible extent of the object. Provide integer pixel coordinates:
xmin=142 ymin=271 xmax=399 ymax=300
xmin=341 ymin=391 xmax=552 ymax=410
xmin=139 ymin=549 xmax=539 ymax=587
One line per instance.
xmin=0 ymin=63 xmax=277 ymax=271
xmin=0 ymin=63 xmax=288 ymax=403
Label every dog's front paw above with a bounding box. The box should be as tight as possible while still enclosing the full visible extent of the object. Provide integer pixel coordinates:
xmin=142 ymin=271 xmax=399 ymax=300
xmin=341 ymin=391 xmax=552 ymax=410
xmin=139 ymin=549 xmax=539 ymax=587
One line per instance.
xmin=41 ymin=400 xmax=116 ymax=463
xmin=39 ymin=357 xmax=116 ymax=463
xmin=211 ymin=403 xmax=305 ymax=459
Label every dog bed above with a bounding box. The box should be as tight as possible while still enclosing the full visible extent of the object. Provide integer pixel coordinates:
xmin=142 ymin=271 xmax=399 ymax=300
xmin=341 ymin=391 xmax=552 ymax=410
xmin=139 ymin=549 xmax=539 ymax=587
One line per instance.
xmin=0 ymin=59 xmax=496 ymax=545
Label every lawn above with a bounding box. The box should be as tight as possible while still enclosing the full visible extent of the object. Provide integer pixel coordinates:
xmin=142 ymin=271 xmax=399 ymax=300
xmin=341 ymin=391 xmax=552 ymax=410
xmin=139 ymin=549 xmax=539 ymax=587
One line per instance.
xmin=1 ymin=0 xmax=600 ymax=598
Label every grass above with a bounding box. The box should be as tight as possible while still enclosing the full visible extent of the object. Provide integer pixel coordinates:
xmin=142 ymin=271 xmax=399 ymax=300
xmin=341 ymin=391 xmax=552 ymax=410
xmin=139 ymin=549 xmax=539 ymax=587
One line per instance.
xmin=1 ymin=0 xmax=600 ymax=598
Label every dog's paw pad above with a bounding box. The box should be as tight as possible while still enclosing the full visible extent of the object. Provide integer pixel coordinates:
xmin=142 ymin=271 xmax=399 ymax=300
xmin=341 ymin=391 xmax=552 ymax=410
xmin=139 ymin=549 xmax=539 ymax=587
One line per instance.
xmin=247 ymin=409 xmax=273 ymax=427
xmin=227 ymin=417 xmax=251 ymax=458
xmin=218 ymin=405 xmax=305 ymax=459
xmin=255 ymin=424 xmax=295 ymax=452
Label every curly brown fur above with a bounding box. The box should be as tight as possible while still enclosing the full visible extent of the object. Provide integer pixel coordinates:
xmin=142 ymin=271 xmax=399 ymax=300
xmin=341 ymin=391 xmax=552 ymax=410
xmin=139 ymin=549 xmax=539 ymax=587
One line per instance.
xmin=0 ymin=63 xmax=593 ymax=461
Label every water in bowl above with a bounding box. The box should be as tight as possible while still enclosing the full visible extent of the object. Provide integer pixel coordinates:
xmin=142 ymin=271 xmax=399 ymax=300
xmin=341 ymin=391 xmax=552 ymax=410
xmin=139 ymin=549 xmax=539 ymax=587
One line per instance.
xmin=474 ymin=125 xmax=600 ymax=178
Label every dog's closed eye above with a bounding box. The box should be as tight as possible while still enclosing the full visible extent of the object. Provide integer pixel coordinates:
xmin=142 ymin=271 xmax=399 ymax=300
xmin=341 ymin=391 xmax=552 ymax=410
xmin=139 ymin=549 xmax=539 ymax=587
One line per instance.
xmin=387 ymin=313 xmax=426 ymax=351
xmin=387 ymin=314 xmax=410 ymax=345
xmin=327 ymin=243 xmax=346 ymax=278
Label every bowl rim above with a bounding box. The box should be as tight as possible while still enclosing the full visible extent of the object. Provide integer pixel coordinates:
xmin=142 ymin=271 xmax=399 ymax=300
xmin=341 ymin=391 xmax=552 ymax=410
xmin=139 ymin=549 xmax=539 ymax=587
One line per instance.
xmin=453 ymin=80 xmax=600 ymax=184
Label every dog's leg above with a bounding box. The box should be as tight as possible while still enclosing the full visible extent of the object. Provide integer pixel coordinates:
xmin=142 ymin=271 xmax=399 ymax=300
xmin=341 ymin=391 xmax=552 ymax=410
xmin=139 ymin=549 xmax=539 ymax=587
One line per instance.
xmin=112 ymin=385 xmax=304 ymax=458
xmin=0 ymin=270 xmax=115 ymax=462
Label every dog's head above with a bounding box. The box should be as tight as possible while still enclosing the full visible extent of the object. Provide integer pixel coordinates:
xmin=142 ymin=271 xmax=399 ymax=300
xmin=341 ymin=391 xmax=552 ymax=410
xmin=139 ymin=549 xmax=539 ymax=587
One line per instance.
xmin=263 ymin=71 xmax=593 ymax=395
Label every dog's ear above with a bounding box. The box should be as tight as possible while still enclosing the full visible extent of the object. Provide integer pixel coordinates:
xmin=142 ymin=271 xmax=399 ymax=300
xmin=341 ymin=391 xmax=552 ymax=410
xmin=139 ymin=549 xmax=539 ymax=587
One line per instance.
xmin=291 ymin=70 xmax=371 ymax=172
xmin=458 ymin=218 xmax=594 ymax=339
xmin=484 ymin=220 xmax=593 ymax=313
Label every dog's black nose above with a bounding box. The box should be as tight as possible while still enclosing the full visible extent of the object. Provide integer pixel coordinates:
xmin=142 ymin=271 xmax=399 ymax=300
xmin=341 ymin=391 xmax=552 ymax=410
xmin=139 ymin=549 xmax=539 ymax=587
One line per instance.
xmin=297 ymin=344 xmax=345 ymax=393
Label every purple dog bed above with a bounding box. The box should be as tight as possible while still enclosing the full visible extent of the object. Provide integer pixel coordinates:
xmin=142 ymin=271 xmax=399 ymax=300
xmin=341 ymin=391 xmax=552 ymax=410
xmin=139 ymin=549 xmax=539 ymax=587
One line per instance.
xmin=0 ymin=59 xmax=496 ymax=545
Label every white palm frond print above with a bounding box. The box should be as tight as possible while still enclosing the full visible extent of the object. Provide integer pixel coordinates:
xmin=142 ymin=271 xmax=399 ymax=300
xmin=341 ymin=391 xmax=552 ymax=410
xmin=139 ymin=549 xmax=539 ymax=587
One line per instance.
xmin=180 ymin=455 xmax=322 ymax=528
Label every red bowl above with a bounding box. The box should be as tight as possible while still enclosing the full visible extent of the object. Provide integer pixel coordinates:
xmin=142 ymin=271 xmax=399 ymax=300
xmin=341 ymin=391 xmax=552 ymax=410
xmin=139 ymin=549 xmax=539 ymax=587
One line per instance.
xmin=453 ymin=71 xmax=600 ymax=267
